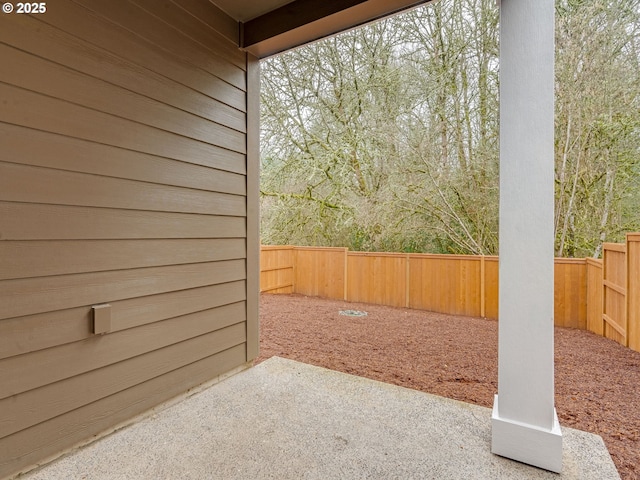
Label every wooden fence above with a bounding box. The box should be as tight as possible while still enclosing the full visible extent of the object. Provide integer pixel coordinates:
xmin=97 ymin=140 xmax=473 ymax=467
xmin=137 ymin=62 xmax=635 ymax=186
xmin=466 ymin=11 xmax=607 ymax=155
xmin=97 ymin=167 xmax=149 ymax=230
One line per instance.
xmin=602 ymin=243 xmax=627 ymax=346
xmin=595 ymin=234 xmax=640 ymax=350
xmin=260 ymin=246 xmax=295 ymax=294
xmin=260 ymin=233 xmax=640 ymax=352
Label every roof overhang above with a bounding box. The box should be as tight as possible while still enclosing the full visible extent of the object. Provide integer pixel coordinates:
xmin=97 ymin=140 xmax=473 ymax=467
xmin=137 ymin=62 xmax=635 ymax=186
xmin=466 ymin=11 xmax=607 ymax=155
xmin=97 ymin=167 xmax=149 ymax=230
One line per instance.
xmin=211 ymin=0 xmax=432 ymax=58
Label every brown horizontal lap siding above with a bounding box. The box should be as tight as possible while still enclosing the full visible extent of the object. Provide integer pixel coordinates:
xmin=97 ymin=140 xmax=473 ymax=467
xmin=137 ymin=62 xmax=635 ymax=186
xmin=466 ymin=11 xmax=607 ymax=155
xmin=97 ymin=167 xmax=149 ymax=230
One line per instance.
xmin=0 ymin=238 xmax=246 ymax=280
xmin=0 ymin=344 xmax=247 ymax=477
xmin=18 ymin=0 xmax=246 ymax=110
xmin=0 ymin=85 xmax=246 ymax=170
xmin=1 ymin=125 xmax=247 ymax=192
xmin=0 ymin=0 xmax=250 ymax=477
xmin=0 ymin=259 xmax=246 ymax=321
xmin=2 ymin=43 xmax=246 ymax=144
xmin=0 ymin=202 xmax=247 ymax=240
xmin=0 ymin=162 xmax=246 ymax=215
xmin=0 ymin=318 xmax=247 ymax=430
xmin=74 ymin=0 xmax=246 ymax=87
xmin=0 ymin=17 xmax=245 ymax=128
xmin=0 ymin=280 xmax=247 ymax=360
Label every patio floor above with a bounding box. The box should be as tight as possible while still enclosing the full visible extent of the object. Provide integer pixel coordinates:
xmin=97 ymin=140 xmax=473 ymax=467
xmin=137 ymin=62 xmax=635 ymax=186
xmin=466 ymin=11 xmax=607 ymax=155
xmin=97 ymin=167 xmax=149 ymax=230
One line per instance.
xmin=21 ymin=357 xmax=619 ymax=479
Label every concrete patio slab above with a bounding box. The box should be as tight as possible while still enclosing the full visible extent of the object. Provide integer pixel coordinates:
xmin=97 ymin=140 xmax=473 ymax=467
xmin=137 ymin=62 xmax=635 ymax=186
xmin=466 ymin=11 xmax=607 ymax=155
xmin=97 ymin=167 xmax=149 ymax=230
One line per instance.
xmin=21 ymin=357 xmax=620 ymax=479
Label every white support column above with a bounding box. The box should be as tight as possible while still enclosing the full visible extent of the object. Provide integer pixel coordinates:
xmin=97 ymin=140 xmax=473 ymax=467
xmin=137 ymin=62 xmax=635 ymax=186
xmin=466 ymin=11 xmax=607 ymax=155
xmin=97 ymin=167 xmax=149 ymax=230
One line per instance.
xmin=491 ymin=0 xmax=562 ymax=473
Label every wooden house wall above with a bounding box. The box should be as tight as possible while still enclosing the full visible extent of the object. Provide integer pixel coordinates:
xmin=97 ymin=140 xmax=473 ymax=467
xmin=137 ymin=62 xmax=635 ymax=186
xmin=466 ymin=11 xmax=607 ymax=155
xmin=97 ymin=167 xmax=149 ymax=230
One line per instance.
xmin=0 ymin=1 xmax=257 ymax=476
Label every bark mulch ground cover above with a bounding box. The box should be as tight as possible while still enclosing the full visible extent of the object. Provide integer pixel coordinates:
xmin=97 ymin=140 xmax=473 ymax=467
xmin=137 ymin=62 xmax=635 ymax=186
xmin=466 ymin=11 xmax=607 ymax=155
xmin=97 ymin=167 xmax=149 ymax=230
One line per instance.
xmin=256 ymin=293 xmax=640 ymax=480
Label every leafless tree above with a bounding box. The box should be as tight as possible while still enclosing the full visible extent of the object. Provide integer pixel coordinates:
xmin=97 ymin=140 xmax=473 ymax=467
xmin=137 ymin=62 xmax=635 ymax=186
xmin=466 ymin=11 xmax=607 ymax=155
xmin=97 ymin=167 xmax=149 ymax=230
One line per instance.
xmin=260 ymin=0 xmax=640 ymax=256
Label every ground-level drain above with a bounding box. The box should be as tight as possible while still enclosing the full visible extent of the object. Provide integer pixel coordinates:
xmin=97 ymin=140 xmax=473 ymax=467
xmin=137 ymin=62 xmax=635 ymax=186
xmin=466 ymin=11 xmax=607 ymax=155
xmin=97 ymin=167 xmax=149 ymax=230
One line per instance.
xmin=338 ymin=310 xmax=368 ymax=317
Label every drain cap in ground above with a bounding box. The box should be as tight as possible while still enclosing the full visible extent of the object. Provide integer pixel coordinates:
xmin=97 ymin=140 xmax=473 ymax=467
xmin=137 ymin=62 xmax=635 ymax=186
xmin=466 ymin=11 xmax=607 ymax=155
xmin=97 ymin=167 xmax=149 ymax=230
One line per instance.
xmin=339 ymin=310 xmax=368 ymax=317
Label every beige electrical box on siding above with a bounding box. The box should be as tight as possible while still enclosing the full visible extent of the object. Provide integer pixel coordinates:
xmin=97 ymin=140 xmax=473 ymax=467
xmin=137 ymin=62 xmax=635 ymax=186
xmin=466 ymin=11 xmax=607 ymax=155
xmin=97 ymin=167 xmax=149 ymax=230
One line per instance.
xmin=92 ymin=304 xmax=112 ymax=334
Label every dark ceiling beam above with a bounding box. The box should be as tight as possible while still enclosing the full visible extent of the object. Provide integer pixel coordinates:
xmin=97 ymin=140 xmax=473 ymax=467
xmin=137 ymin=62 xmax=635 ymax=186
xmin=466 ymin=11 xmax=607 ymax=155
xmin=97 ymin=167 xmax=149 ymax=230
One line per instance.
xmin=241 ymin=0 xmax=432 ymax=58
xmin=241 ymin=0 xmax=367 ymax=48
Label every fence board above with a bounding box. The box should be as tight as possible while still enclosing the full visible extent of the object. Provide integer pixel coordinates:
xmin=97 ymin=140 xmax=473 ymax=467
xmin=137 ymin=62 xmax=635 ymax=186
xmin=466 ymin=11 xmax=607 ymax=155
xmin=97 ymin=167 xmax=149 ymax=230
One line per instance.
xmin=554 ymin=259 xmax=587 ymax=329
xmin=408 ymin=254 xmax=482 ymax=317
xmin=346 ymin=253 xmax=407 ymax=307
xmin=294 ymin=247 xmax=346 ymax=299
xmin=483 ymin=257 xmax=499 ymax=319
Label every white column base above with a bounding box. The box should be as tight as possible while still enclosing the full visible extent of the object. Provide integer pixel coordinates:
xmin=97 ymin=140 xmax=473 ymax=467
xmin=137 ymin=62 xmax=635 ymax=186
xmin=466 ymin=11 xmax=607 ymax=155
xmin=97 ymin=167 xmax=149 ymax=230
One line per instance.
xmin=491 ymin=395 xmax=563 ymax=473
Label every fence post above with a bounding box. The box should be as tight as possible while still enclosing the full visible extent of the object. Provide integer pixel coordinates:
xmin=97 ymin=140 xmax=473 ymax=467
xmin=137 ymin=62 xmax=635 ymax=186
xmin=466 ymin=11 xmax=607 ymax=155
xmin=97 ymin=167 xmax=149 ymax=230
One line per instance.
xmin=628 ymin=233 xmax=640 ymax=352
xmin=480 ymin=255 xmax=486 ymax=318
xmin=343 ymin=248 xmax=348 ymax=301
xmin=602 ymin=248 xmax=607 ymax=338
xmin=405 ymin=254 xmax=410 ymax=308
xmin=291 ymin=246 xmax=296 ymax=293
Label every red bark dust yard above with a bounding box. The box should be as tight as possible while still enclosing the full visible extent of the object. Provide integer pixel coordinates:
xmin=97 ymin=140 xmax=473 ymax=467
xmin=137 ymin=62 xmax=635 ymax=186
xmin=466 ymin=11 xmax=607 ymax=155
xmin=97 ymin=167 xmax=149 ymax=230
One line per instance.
xmin=257 ymin=293 xmax=640 ymax=480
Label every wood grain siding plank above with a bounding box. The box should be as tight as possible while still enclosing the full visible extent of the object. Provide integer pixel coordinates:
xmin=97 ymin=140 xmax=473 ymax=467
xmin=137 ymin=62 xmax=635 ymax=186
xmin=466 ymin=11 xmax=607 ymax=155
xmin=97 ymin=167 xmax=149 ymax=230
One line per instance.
xmin=0 ymin=344 xmax=246 ymax=480
xmin=0 ymin=203 xmax=247 ymax=240
xmin=0 ymin=281 xmax=246 ymax=360
xmin=74 ymin=0 xmax=246 ymax=89
xmin=1 ymin=43 xmax=242 ymax=140
xmin=129 ymin=0 xmax=245 ymax=69
xmin=0 ymin=307 xmax=90 ymax=361
xmin=33 ymin=0 xmax=246 ymax=109
xmin=0 ymin=321 xmax=246 ymax=437
xmin=0 ymin=259 xmax=245 ymax=320
xmin=172 ymin=0 xmax=239 ymax=45
xmin=0 ymin=84 xmax=246 ymax=163
xmin=2 ymin=45 xmax=246 ymax=147
xmin=0 ymin=16 xmax=245 ymax=130
xmin=0 ymin=163 xmax=246 ymax=216
xmin=0 ymin=239 xmax=245 ymax=280
xmin=108 ymin=281 xmax=246 ymax=332
xmin=1 ymin=125 xmax=246 ymax=195
xmin=0 ymin=303 xmax=246 ymax=399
